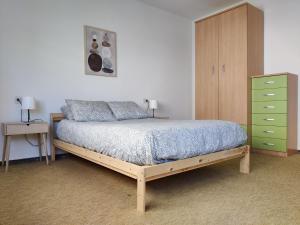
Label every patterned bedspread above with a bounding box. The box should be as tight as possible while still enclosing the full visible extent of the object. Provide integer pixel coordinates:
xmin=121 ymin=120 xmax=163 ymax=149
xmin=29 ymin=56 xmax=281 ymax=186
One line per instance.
xmin=56 ymin=119 xmax=247 ymax=165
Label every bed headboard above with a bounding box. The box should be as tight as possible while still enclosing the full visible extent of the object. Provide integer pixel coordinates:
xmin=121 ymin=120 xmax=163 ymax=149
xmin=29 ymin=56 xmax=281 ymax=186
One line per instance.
xmin=50 ymin=113 xmax=65 ymax=160
xmin=50 ymin=113 xmax=65 ymax=153
xmin=50 ymin=113 xmax=65 ymax=134
xmin=51 ymin=113 xmax=65 ymax=123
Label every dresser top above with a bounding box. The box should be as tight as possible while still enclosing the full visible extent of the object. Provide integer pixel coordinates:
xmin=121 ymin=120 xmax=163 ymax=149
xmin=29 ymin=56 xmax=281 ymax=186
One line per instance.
xmin=251 ymin=72 xmax=296 ymax=78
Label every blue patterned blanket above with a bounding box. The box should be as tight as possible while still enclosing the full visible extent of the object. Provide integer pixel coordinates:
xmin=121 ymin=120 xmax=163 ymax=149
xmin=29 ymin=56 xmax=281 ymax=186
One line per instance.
xmin=56 ymin=119 xmax=247 ymax=165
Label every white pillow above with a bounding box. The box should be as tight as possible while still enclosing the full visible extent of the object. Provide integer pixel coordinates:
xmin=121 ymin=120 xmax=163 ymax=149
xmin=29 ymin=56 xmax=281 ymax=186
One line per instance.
xmin=60 ymin=105 xmax=74 ymax=120
xmin=107 ymin=101 xmax=150 ymax=120
xmin=66 ymin=100 xmax=116 ymax=122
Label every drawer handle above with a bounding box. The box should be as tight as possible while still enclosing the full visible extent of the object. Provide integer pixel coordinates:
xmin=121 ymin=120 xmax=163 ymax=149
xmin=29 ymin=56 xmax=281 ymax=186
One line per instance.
xmin=265 ymin=81 xmax=275 ymax=84
xmin=263 ymin=142 xmax=275 ymax=146
xmin=264 ymin=93 xmax=275 ymax=96
xmin=264 ymin=118 xmax=275 ymax=121
xmin=264 ymin=130 xmax=274 ymax=134
xmin=264 ymin=105 xmax=275 ymax=109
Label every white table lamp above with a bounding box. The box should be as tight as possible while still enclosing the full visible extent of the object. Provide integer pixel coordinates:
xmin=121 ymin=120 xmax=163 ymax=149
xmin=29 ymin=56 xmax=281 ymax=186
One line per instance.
xmin=149 ymin=100 xmax=158 ymax=118
xmin=21 ymin=96 xmax=36 ymax=122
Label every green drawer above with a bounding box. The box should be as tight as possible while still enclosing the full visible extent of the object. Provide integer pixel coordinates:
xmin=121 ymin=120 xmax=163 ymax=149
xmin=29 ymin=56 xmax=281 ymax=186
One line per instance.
xmin=252 ymin=101 xmax=287 ymax=114
xmin=252 ymin=137 xmax=287 ymax=152
xmin=252 ymin=114 xmax=287 ymax=126
xmin=252 ymin=88 xmax=287 ymax=102
xmin=252 ymin=125 xmax=287 ymax=139
xmin=252 ymin=75 xmax=287 ymax=90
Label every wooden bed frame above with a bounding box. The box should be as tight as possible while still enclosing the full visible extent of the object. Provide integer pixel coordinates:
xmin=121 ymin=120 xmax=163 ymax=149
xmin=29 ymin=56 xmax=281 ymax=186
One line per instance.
xmin=50 ymin=113 xmax=250 ymax=213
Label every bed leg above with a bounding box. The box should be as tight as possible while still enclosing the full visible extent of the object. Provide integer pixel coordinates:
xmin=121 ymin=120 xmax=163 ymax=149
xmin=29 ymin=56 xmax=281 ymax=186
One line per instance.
xmin=240 ymin=145 xmax=250 ymax=174
xmin=137 ymin=170 xmax=146 ymax=213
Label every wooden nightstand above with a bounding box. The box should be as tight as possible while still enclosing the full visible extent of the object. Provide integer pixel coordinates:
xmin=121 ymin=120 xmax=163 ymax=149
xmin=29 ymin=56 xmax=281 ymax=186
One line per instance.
xmin=1 ymin=122 xmax=49 ymax=172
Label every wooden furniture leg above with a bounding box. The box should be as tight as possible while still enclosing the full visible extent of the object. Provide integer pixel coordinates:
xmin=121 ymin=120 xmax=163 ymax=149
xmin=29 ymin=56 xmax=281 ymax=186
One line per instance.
xmin=42 ymin=133 xmax=49 ymax=165
xmin=50 ymin=115 xmax=56 ymax=161
xmin=50 ymin=134 xmax=56 ymax=161
xmin=2 ymin=136 xmax=7 ymax=167
xmin=137 ymin=170 xmax=146 ymax=213
xmin=38 ymin=134 xmax=42 ymax=161
xmin=5 ymin=136 xmax=11 ymax=172
xmin=51 ymin=144 xmax=56 ymax=161
xmin=240 ymin=145 xmax=250 ymax=174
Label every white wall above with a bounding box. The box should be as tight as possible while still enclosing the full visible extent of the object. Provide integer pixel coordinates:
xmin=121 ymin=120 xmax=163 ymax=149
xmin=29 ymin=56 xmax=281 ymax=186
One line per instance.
xmin=192 ymin=0 xmax=300 ymax=149
xmin=0 ymin=0 xmax=193 ymax=160
xmin=250 ymin=0 xmax=300 ymax=149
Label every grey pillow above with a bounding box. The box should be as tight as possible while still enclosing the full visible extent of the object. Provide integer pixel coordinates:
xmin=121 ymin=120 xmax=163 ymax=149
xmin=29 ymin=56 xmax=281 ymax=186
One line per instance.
xmin=108 ymin=101 xmax=150 ymax=120
xmin=66 ymin=99 xmax=116 ymax=122
xmin=60 ymin=105 xmax=74 ymax=120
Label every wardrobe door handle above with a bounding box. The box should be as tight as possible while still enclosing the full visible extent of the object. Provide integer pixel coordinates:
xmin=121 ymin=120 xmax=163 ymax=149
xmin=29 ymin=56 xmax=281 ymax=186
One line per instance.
xmin=264 ymin=93 xmax=275 ymax=96
xmin=222 ymin=64 xmax=225 ymax=72
xmin=212 ymin=66 xmax=215 ymax=75
xmin=264 ymin=118 xmax=275 ymax=121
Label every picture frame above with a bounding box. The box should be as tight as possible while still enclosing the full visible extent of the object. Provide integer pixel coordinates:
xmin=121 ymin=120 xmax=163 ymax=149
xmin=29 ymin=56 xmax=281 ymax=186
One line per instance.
xmin=84 ymin=25 xmax=117 ymax=77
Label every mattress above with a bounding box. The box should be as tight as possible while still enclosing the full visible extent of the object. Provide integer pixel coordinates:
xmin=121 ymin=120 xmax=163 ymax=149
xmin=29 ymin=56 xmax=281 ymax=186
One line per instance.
xmin=56 ymin=119 xmax=247 ymax=165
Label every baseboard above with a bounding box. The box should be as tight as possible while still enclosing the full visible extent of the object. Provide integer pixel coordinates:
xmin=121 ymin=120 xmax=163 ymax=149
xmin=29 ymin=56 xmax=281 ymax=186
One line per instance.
xmin=6 ymin=153 xmax=68 ymax=165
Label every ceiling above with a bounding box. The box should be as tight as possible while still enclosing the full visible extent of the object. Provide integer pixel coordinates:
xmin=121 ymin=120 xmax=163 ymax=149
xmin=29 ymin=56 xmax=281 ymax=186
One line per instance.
xmin=138 ymin=0 xmax=244 ymax=20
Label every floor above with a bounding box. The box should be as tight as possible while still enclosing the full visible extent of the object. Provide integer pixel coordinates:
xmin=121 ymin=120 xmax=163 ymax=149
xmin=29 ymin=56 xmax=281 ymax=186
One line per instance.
xmin=0 ymin=153 xmax=299 ymax=225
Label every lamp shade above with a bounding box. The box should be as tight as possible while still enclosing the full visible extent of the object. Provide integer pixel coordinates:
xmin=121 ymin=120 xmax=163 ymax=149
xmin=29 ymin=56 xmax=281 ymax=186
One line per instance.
xmin=149 ymin=99 xmax=158 ymax=109
xmin=21 ymin=96 xmax=36 ymax=110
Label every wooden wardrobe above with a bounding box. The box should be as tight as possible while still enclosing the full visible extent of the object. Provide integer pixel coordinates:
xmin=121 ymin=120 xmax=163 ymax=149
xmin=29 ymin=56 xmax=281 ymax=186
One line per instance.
xmin=195 ymin=3 xmax=264 ymax=129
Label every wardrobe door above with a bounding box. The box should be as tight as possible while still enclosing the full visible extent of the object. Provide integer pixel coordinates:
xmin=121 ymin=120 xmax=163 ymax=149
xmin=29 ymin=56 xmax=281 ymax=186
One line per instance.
xmin=218 ymin=5 xmax=248 ymax=124
xmin=195 ymin=17 xmax=219 ymax=120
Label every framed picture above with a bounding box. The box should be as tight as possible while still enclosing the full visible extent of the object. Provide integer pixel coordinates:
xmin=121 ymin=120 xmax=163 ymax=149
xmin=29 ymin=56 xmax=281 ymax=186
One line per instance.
xmin=84 ymin=25 xmax=117 ymax=77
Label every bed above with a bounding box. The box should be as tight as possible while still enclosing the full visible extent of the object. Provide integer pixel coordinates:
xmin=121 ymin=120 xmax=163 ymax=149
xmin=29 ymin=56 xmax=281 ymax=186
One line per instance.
xmin=50 ymin=113 xmax=250 ymax=213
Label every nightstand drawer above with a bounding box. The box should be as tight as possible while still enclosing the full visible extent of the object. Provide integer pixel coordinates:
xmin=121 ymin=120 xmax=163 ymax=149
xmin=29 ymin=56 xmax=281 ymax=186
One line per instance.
xmin=252 ymin=75 xmax=287 ymax=90
xmin=252 ymin=114 xmax=287 ymax=126
xmin=252 ymin=101 xmax=287 ymax=114
xmin=252 ymin=88 xmax=287 ymax=102
xmin=252 ymin=125 xmax=287 ymax=139
xmin=3 ymin=123 xmax=48 ymax=135
xmin=252 ymin=137 xmax=287 ymax=152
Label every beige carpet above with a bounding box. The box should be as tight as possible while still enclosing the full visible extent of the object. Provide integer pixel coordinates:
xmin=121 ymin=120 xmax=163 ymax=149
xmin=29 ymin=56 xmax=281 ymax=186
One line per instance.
xmin=0 ymin=153 xmax=299 ymax=225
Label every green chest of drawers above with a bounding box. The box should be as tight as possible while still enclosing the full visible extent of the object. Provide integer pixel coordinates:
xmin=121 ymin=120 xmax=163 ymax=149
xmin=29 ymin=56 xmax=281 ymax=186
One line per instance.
xmin=251 ymin=73 xmax=298 ymax=157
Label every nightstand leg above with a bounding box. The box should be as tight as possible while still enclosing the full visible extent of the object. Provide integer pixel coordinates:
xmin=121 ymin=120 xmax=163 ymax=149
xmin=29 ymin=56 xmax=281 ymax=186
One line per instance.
xmin=42 ymin=133 xmax=49 ymax=165
xmin=2 ymin=136 xmax=7 ymax=167
xmin=51 ymin=143 xmax=56 ymax=161
xmin=5 ymin=136 xmax=11 ymax=172
xmin=38 ymin=134 xmax=42 ymax=161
